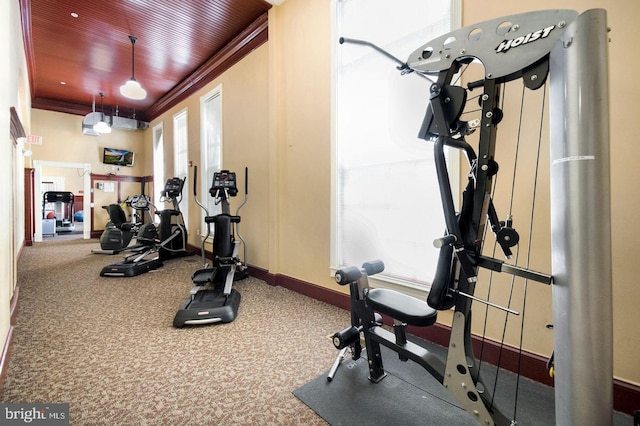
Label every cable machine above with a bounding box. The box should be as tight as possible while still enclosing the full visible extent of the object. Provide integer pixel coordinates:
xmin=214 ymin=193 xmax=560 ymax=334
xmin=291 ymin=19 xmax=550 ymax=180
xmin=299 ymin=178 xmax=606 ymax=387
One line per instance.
xmin=331 ymin=9 xmax=612 ymax=425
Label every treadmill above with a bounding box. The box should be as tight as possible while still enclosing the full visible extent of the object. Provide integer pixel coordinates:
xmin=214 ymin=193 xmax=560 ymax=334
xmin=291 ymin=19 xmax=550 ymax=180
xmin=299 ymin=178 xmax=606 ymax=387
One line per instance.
xmin=43 ymin=191 xmax=76 ymax=233
xmin=173 ymin=168 xmax=248 ymax=328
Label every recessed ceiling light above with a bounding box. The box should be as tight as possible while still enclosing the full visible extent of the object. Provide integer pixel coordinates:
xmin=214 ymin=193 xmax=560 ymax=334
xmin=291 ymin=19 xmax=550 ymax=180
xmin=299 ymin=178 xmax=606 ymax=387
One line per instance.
xmin=70 ymin=12 xmax=79 ymax=18
xmin=60 ymin=81 xmax=66 ymax=85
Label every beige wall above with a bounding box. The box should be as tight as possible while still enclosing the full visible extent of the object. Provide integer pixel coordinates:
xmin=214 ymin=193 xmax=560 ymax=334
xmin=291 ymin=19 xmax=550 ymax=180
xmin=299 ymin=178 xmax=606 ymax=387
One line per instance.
xmin=269 ymin=1 xmax=333 ymax=286
xmin=17 ymin=0 xmax=639 ymax=388
xmin=30 ymin=109 xmax=146 ymax=177
xmin=1 ymin=0 xmax=28 ymax=366
xmin=148 ymin=44 xmax=271 ymax=268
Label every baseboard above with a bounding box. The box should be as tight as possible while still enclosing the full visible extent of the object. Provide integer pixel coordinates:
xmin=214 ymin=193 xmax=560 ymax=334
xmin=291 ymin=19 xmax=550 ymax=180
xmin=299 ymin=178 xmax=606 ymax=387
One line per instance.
xmin=1 ymin=287 xmax=20 ymax=394
xmin=248 ymin=265 xmax=640 ymax=416
xmin=0 ymin=326 xmax=15 ymax=396
xmin=10 ymin=287 xmax=19 ymax=326
xmin=185 ymin=243 xmax=201 ymax=256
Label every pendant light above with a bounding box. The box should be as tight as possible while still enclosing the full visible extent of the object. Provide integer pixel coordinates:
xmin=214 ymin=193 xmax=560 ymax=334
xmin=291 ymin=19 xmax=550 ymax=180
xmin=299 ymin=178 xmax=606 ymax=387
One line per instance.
xmin=120 ymin=35 xmax=147 ymax=100
xmin=93 ymin=92 xmax=112 ymax=134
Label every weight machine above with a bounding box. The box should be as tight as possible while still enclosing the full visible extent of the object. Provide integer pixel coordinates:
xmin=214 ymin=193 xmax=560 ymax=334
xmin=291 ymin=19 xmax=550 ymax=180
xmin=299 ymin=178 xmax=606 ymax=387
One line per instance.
xmin=331 ymin=9 xmax=612 ymax=426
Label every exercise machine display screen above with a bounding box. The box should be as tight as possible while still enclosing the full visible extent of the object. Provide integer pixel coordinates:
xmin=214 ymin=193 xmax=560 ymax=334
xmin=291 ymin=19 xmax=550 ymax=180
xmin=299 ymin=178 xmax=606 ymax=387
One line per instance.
xmin=163 ymin=177 xmax=185 ymax=199
xmin=211 ymin=170 xmax=238 ymax=197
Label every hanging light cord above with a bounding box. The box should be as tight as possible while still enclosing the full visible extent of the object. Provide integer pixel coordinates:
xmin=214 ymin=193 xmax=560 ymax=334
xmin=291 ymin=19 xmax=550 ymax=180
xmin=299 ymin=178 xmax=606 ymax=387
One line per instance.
xmin=129 ymin=35 xmax=137 ymax=80
xmin=99 ymin=92 xmax=106 ymax=118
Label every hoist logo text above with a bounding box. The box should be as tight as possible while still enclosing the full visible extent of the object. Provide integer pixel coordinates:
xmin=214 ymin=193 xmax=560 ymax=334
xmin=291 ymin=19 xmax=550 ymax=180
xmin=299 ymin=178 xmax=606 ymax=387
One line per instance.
xmin=495 ymin=25 xmax=555 ymax=53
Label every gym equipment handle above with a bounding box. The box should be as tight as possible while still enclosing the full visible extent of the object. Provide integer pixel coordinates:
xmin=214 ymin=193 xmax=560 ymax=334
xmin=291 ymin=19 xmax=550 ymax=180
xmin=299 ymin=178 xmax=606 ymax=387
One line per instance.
xmin=244 ymin=167 xmax=248 ymax=195
xmin=362 ymin=260 xmax=384 ymax=276
xmin=335 ymin=260 xmax=385 ymax=285
xmin=203 ymin=214 xmax=241 ymax=224
xmin=193 ymin=165 xmax=198 ymax=196
xmin=339 ymin=37 xmax=432 ymax=81
xmin=335 ymin=266 xmax=360 ymax=285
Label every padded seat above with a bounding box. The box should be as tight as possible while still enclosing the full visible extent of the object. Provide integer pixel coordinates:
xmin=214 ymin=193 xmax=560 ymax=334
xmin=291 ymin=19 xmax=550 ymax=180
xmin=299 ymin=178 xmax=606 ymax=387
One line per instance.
xmin=366 ymin=288 xmax=438 ymax=327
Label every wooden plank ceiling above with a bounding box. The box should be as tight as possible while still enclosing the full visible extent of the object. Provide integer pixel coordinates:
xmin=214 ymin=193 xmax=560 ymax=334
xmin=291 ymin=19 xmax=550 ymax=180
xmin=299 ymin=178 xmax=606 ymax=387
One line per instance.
xmin=20 ymin=0 xmax=272 ymax=122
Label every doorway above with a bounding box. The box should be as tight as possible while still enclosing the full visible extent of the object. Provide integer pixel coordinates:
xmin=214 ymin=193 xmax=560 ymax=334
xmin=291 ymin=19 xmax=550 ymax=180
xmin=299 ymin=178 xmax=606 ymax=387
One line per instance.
xmin=33 ymin=160 xmax=91 ymax=242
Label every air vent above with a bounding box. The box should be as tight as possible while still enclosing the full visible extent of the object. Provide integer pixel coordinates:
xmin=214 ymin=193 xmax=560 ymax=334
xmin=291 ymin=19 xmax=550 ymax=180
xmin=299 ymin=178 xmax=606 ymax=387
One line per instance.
xmin=112 ymin=116 xmax=149 ymax=130
xmin=81 ymin=112 xmax=149 ymax=136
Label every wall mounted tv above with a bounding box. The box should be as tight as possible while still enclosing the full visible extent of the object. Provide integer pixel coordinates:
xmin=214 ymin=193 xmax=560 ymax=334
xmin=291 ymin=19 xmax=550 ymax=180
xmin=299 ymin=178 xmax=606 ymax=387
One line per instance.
xmin=103 ymin=147 xmax=135 ymax=167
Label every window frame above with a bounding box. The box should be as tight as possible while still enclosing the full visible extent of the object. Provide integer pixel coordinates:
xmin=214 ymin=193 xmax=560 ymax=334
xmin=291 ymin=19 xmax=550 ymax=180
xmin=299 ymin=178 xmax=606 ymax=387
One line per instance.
xmin=330 ymin=0 xmax=462 ymax=298
xmin=199 ymin=85 xmax=223 ymax=241
xmin=152 ymin=122 xmax=165 ymax=219
xmin=172 ymin=108 xmax=189 ymax=228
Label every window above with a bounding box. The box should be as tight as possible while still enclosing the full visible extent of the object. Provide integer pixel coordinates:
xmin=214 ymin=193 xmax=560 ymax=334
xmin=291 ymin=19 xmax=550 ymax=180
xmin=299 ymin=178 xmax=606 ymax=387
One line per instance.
xmin=173 ymin=109 xmax=189 ymax=227
xmin=333 ymin=0 xmax=460 ymax=292
xmin=152 ymin=122 xmax=165 ymax=219
xmin=199 ymin=86 xmax=223 ymax=237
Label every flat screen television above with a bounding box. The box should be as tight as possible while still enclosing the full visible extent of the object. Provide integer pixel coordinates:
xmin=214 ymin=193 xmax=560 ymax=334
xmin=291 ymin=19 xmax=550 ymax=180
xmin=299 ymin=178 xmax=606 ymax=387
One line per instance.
xmin=103 ymin=147 xmax=135 ymax=167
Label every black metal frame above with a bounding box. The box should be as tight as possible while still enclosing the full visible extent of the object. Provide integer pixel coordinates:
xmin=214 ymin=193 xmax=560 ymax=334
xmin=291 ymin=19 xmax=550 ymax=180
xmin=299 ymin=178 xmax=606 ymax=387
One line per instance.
xmin=329 ymin=11 xmax=575 ymax=425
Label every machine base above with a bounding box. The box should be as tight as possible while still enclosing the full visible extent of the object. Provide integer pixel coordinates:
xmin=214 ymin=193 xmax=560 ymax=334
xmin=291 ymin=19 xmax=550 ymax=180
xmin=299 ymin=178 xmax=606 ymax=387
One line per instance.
xmin=56 ymin=219 xmax=75 ymax=233
xmin=173 ymin=288 xmax=241 ymax=328
xmin=92 ymin=244 xmax=148 ymax=256
xmin=100 ymin=257 xmax=163 ymax=277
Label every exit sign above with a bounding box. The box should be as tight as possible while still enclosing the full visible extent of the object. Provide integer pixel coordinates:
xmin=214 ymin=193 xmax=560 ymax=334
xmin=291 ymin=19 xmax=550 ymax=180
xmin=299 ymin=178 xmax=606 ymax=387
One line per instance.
xmin=26 ymin=135 xmax=42 ymax=144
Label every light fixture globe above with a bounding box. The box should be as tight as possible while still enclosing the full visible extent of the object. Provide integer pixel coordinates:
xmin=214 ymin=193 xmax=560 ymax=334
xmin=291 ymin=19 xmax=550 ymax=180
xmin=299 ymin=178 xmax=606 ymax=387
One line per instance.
xmin=121 ymin=35 xmax=147 ymax=100
xmin=93 ymin=120 xmax=112 ymax=134
xmin=120 ymin=78 xmax=147 ymax=100
xmin=93 ymin=92 xmax=112 ymax=134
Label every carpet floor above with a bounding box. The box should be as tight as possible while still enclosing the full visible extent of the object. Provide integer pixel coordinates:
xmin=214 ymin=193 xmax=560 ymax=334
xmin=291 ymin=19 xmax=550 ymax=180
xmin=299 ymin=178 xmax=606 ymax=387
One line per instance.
xmin=3 ymin=238 xmax=348 ymax=425
xmin=5 ymin=238 xmax=633 ymax=425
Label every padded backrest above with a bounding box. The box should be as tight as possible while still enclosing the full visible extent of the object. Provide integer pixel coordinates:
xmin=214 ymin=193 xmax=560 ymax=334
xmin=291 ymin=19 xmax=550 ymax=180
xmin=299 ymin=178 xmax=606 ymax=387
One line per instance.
xmin=426 ymin=244 xmax=456 ymax=310
xmin=427 ymin=177 xmax=475 ymax=311
xmin=106 ymin=204 xmax=127 ymax=227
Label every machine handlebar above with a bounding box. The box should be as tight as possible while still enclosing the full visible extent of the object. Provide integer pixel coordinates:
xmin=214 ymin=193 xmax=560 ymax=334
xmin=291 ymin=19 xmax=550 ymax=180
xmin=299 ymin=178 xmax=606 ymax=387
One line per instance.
xmin=335 ymin=260 xmax=385 ymax=285
xmin=194 ymin=165 xmax=198 ymax=197
xmin=362 ymin=260 xmax=385 ymax=276
xmin=335 ymin=266 xmax=361 ymax=285
xmin=244 ymin=167 xmax=248 ymax=195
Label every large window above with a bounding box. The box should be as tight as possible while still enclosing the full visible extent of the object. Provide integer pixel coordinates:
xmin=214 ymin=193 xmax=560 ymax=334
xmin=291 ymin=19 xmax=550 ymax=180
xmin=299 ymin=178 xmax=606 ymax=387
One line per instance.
xmin=152 ymin=122 xmax=165 ymax=219
xmin=199 ymin=86 xmax=223 ymax=237
xmin=333 ymin=0 xmax=460 ymax=292
xmin=173 ymin=109 xmax=189 ymax=227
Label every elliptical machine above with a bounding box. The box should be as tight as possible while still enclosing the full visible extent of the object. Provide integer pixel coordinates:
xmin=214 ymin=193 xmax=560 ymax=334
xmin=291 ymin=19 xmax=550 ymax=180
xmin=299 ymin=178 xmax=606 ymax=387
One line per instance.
xmin=156 ymin=177 xmax=190 ymax=261
xmin=100 ymin=177 xmax=189 ymax=277
xmin=173 ymin=167 xmax=248 ymax=328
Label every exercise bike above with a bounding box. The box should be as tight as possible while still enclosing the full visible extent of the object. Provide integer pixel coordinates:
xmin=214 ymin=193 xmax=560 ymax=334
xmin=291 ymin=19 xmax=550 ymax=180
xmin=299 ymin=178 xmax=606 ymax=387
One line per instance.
xmin=91 ymin=195 xmax=152 ymax=255
xmin=100 ymin=177 xmax=189 ymax=277
xmin=173 ymin=167 xmax=248 ymax=328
